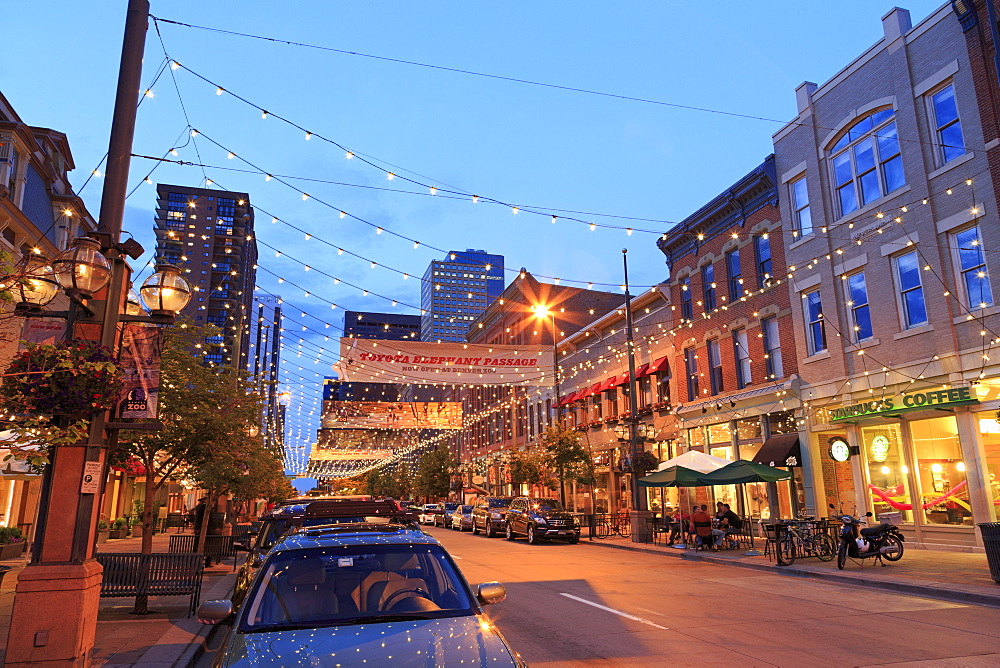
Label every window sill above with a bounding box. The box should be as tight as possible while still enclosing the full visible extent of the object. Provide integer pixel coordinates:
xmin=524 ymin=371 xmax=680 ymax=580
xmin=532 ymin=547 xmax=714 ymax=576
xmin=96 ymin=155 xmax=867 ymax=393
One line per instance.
xmin=803 ymin=350 xmax=831 ymax=364
xmin=844 ymin=337 xmax=880 ymax=353
xmin=832 ymin=185 xmax=912 ymax=229
xmin=893 ymin=323 xmax=934 ymax=340
xmin=927 ymin=152 xmax=974 ymax=180
xmin=953 ymin=305 xmax=1000 ymax=325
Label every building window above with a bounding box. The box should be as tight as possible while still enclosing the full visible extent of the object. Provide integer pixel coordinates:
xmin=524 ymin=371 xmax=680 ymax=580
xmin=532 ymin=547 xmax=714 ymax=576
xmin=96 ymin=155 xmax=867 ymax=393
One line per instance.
xmin=707 ymin=339 xmax=723 ymax=395
xmin=726 ymin=248 xmax=742 ymax=301
xmin=955 ymin=226 xmax=993 ymax=309
xmin=931 ymin=84 xmax=965 ymax=164
xmin=830 ymin=108 xmax=904 ymax=217
xmin=754 ymin=235 xmax=772 ymax=288
xmin=846 ymin=272 xmax=873 ymax=341
xmin=684 ymin=348 xmax=699 ymax=401
xmin=895 ymin=251 xmax=928 ymax=328
xmin=733 ymin=328 xmax=751 ymax=389
xmin=701 ymin=263 xmax=716 ymax=312
xmin=791 ymin=176 xmax=812 ymax=237
xmin=762 ymin=316 xmax=783 ymax=378
xmin=680 ymin=276 xmax=693 ymax=320
xmin=803 ymin=291 xmax=826 ymax=355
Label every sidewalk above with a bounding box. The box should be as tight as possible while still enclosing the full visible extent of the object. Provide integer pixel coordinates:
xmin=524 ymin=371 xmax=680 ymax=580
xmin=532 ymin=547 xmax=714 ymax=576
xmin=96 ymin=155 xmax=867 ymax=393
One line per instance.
xmin=583 ymin=533 xmax=1000 ymax=607
xmin=0 ymin=532 xmax=239 ymax=666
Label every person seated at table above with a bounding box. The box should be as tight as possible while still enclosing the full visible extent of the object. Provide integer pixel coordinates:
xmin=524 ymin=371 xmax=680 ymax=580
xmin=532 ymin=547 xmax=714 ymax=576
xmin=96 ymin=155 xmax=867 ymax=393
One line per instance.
xmin=720 ymin=503 xmax=743 ymax=549
xmin=669 ymin=507 xmax=689 ymax=544
xmin=690 ymin=505 xmax=715 ymax=550
xmin=711 ymin=502 xmax=727 ymax=549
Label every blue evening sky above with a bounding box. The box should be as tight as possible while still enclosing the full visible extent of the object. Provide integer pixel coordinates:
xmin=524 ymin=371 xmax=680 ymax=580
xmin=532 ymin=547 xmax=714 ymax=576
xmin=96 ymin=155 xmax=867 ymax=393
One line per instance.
xmin=3 ymin=1 xmax=947 ymax=483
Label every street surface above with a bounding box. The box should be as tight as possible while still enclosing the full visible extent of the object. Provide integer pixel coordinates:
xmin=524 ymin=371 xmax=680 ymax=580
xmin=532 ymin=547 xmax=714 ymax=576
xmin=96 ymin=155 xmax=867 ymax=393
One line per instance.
xmin=427 ymin=526 xmax=1000 ymax=667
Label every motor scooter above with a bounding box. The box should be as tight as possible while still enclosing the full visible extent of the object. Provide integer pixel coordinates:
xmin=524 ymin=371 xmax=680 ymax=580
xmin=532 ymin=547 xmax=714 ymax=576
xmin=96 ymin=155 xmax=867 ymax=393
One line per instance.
xmin=828 ymin=503 xmax=905 ymax=569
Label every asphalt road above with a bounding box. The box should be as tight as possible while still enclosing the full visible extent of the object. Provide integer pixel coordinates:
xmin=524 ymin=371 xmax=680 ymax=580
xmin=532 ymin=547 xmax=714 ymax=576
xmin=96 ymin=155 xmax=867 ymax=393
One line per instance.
xmin=426 ymin=524 xmax=1000 ymax=667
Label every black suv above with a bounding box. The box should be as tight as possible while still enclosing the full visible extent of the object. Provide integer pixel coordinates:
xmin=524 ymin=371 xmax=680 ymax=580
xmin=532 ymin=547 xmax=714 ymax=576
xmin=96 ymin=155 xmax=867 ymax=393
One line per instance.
xmin=504 ymin=497 xmax=580 ymax=544
xmin=471 ymin=496 xmax=513 ymax=538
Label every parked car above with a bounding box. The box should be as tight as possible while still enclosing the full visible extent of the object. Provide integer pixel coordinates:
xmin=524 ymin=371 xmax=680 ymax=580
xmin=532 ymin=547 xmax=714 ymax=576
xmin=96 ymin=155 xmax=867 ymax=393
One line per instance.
xmin=471 ymin=497 xmax=513 ymax=538
xmin=432 ymin=502 xmax=458 ymax=527
xmin=198 ymin=521 xmax=524 ymax=667
xmin=505 ymin=497 xmax=580 ymax=544
xmin=233 ymin=499 xmax=416 ymax=606
xmin=418 ymin=503 xmax=442 ymax=524
xmin=450 ymin=505 xmax=474 ymax=531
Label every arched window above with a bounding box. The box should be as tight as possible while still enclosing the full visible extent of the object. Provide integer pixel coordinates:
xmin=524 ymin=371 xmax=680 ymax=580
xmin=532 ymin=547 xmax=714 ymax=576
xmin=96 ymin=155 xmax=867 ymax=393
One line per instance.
xmin=829 ymin=108 xmax=905 ymax=217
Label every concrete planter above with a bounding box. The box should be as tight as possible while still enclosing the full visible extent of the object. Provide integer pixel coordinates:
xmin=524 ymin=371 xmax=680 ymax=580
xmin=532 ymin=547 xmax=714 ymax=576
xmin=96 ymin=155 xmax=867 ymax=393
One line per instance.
xmin=0 ymin=542 xmax=26 ymax=559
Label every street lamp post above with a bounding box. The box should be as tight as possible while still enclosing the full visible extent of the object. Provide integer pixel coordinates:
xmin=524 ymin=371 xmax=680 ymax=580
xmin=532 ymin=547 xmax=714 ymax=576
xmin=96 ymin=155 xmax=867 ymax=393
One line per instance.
xmin=4 ymin=1 xmax=157 ymax=664
xmin=621 ymin=249 xmax=649 ymax=542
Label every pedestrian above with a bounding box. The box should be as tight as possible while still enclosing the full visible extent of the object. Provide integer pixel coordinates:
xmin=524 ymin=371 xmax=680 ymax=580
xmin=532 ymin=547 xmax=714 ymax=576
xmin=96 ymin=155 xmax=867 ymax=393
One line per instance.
xmin=193 ymin=497 xmax=207 ymax=535
xmin=690 ymin=504 xmax=714 ymax=550
xmin=720 ymin=503 xmax=743 ymax=549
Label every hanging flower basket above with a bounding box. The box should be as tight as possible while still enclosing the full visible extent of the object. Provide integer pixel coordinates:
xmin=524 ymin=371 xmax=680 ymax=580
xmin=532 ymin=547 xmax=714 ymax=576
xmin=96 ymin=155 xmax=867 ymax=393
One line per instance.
xmin=0 ymin=341 xmax=124 ymax=417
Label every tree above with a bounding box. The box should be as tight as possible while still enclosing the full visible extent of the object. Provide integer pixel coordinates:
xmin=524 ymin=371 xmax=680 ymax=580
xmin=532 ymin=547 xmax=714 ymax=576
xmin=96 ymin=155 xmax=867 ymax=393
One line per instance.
xmin=508 ymin=450 xmax=554 ymax=490
xmin=413 ymin=447 xmax=455 ymax=499
xmin=541 ymin=425 xmax=594 ymax=505
xmin=116 ymin=321 xmax=267 ymax=553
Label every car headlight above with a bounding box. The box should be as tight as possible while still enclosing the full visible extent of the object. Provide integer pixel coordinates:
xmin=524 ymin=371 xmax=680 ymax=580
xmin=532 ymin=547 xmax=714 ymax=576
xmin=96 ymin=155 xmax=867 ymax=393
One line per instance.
xmin=535 ymin=517 xmax=547 ymax=524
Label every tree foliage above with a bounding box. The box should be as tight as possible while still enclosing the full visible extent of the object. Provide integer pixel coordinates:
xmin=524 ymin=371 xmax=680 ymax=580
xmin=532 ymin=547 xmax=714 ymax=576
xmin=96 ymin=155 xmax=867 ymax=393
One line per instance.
xmin=541 ymin=425 xmax=596 ymax=498
xmin=413 ymin=446 xmax=455 ymax=499
xmin=364 ymin=464 xmax=413 ymax=499
xmin=508 ymin=450 xmax=554 ymax=489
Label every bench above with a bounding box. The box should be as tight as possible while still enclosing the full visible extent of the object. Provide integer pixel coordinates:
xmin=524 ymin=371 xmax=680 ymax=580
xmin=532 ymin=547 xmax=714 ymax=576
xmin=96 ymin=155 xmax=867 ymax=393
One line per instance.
xmin=169 ymin=534 xmax=236 ymax=568
xmin=95 ymin=552 xmax=204 ymax=615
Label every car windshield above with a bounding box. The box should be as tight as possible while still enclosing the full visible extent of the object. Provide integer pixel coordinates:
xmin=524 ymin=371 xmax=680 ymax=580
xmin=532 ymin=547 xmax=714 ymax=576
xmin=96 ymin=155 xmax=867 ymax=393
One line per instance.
xmin=529 ymin=499 xmax=564 ymax=511
xmin=239 ymin=544 xmax=475 ymax=632
xmin=488 ymin=499 xmax=510 ymax=508
xmin=459 ymin=506 xmax=473 ymax=513
xmin=443 ymin=503 xmax=457 ymax=510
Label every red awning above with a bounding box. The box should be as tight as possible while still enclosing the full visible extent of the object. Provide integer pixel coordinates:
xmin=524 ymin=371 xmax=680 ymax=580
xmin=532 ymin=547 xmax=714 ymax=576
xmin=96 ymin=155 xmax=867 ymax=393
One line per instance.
xmin=614 ymin=373 xmax=630 ymax=387
xmin=598 ymin=377 xmax=618 ymax=392
xmin=643 ymin=356 xmax=670 ymax=376
xmin=556 ymin=391 xmax=577 ymax=407
xmin=633 ymin=363 xmax=650 ymax=379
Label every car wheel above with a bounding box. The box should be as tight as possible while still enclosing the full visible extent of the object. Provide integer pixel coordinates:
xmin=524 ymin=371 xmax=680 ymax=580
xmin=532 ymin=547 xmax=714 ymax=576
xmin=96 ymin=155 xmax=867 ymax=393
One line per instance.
xmin=485 ymin=523 xmax=495 ymax=539
xmin=505 ymin=523 xmax=516 ymax=541
xmin=527 ymin=525 xmax=541 ymax=545
xmin=472 ymin=520 xmax=480 ymax=535
xmin=568 ymin=535 xmax=580 ymax=545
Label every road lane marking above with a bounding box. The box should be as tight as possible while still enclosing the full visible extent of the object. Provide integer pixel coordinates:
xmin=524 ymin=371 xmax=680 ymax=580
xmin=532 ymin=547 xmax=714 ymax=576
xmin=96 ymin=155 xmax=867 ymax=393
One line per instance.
xmin=560 ymin=593 xmax=670 ymax=630
xmin=451 ymin=554 xmax=463 ymax=559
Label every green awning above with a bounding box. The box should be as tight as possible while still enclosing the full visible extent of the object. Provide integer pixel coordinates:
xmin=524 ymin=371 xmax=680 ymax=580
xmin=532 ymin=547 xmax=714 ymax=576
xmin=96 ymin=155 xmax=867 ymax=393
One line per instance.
xmin=696 ymin=460 xmax=792 ymax=485
xmin=638 ymin=465 xmax=705 ymax=488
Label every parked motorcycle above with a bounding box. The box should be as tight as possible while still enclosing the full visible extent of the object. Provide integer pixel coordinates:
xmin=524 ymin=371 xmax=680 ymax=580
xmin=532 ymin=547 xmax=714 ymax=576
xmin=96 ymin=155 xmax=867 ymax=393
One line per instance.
xmin=829 ymin=503 xmax=905 ymax=569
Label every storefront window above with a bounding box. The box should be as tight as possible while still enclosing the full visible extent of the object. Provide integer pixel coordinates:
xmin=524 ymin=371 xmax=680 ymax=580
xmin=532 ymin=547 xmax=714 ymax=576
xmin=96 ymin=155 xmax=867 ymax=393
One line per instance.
xmin=862 ymin=424 xmax=912 ymax=523
xmin=688 ymin=426 xmax=705 ymax=449
xmin=736 ymin=417 xmax=762 ymax=440
xmin=767 ymin=411 xmax=798 ymax=435
xmin=707 ymin=421 xmax=732 ymax=444
xmin=978 ymin=413 xmax=1000 ymax=516
xmin=911 ymin=416 xmax=970 ymax=526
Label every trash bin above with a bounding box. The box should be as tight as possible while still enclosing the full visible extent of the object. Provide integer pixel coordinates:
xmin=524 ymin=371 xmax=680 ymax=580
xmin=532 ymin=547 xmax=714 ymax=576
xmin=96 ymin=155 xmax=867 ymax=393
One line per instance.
xmin=977 ymin=522 xmax=1000 ymax=583
xmin=208 ymin=512 xmax=227 ymax=536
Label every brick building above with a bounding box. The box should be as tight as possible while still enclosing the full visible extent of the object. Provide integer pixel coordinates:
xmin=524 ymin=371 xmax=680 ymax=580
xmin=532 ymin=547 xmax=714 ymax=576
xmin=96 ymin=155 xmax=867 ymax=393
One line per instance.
xmin=774 ymin=6 xmax=1000 ymax=550
xmin=657 ymin=155 xmax=805 ymax=519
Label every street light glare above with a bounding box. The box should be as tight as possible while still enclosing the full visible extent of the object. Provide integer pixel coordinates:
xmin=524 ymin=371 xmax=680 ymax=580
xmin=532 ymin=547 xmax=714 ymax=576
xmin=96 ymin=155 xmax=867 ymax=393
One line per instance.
xmin=532 ymin=304 xmax=551 ymax=318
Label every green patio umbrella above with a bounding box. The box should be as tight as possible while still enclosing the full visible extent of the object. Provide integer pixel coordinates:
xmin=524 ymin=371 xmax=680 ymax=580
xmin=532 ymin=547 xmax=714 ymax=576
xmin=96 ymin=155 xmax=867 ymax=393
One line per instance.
xmin=638 ymin=465 xmax=705 ymax=488
xmin=696 ymin=460 xmax=792 ymax=485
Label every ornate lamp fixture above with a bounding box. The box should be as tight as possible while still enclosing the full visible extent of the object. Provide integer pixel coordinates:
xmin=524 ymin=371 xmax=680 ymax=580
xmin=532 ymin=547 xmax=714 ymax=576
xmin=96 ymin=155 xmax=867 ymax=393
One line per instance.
xmin=6 ymin=255 xmax=60 ymax=306
xmin=139 ymin=263 xmax=192 ymax=316
xmin=51 ymin=237 xmax=112 ymax=299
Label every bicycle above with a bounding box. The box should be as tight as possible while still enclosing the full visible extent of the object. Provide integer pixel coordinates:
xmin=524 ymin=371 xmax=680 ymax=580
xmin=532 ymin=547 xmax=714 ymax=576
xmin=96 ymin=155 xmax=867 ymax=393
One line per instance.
xmin=594 ymin=512 xmax=632 ymax=539
xmin=775 ymin=518 xmax=835 ymax=566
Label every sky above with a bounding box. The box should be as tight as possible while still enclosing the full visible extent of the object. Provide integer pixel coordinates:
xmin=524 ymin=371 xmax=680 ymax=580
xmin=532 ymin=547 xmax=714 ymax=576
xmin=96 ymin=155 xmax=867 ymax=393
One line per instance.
xmin=3 ymin=1 xmax=948 ymax=486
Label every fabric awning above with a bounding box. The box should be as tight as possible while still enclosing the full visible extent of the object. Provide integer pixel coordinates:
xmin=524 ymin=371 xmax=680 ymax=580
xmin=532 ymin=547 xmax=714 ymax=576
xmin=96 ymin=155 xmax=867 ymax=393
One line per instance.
xmin=555 ymin=391 xmax=576 ymax=407
xmin=643 ymin=356 xmax=670 ymax=376
xmin=613 ymin=373 xmax=630 ymax=387
xmin=751 ymin=433 xmax=802 ymax=468
xmin=597 ymin=377 xmax=618 ymax=392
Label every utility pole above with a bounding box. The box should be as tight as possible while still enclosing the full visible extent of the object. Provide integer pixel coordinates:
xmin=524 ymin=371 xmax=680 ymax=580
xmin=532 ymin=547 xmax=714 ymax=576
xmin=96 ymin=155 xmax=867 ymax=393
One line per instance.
xmin=5 ymin=1 xmax=149 ymax=664
xmin=622 ymin=249 xmax=649 ymax=542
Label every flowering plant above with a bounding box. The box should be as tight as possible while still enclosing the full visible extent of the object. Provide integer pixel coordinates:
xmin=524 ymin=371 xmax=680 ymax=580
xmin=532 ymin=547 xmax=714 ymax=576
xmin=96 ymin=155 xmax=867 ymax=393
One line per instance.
xmin=1 ymin=341 xmax=123 ymax=416
xmin=0 ymin=527 xmax=24 ymax=545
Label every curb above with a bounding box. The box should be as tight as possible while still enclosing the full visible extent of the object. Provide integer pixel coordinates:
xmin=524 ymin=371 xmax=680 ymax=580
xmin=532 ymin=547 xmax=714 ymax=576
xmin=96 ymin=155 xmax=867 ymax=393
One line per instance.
xmin=582 ymin=539 xmax=1000 ymax=609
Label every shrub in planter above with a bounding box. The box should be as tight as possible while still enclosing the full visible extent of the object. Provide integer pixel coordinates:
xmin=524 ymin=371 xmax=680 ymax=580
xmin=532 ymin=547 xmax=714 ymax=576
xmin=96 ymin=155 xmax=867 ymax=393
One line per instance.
xmin=0 ymin=527 xmax=26 ymax=559
xmin=96 ymin=519 xmax=110 ymax=543
xmin=108 ymin=518 xmax=128 ymax=539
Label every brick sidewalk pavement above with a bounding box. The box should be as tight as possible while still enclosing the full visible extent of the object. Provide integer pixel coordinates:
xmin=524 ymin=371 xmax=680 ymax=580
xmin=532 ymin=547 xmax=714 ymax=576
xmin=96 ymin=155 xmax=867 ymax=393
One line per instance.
xmin=584 ymin=533 xmax=1000 ymax=607
xmin=0 ymin=532 xmax=239 ymax=666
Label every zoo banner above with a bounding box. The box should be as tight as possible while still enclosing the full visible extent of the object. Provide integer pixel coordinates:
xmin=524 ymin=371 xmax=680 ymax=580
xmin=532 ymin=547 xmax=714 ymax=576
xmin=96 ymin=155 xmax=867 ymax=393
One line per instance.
xmin=117 ymin=324 xmax=163 ymax=419
xmin=333 ymin=339 xmax=554 ymax=387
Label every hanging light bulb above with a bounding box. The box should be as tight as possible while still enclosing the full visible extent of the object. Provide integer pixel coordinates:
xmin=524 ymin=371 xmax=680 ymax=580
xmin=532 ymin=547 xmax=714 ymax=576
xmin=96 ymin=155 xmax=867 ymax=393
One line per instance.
xmin=51 ymin=237 xmax=112 ymax=299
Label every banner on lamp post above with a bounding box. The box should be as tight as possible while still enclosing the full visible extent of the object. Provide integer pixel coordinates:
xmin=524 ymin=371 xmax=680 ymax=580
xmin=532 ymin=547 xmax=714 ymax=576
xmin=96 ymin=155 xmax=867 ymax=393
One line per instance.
xmin=117 ymin=324 xmax=163 ymax=419
xmin=332 ymin=339 xmax=554 ymax=387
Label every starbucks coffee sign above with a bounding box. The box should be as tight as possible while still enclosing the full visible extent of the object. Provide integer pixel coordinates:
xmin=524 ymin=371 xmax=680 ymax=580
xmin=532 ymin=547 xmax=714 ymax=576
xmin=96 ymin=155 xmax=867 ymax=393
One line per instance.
xmin=829 ymin=387 xmax=978 ymax=422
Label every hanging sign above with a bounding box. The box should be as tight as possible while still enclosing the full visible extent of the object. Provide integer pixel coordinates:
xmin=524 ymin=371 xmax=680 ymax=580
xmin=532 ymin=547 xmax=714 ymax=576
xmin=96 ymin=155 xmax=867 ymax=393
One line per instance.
xmin=829 ymin=387 xmax=978 ymax=422
xmin=333 ymin=339 xmax=554 ymax=387
xmin=828 ymin=438 xmax=851 ymax=462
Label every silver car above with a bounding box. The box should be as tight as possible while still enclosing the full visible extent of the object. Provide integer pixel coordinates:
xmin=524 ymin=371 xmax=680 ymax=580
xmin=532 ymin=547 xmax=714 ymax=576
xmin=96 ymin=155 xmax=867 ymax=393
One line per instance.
xmin=199 ymin=523 xmax=524 ymax=667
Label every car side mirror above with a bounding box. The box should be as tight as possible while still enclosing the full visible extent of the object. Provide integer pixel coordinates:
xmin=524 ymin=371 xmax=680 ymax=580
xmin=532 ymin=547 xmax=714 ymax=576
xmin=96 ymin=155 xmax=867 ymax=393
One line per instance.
xmin=865 ymin=512 xmax=873 ymax=517
xmin=233 ymin=541 xmax=248 ymax=552
xmin=477 ymin=582 xmax=506 ymax=605
xmin=197 ymin=599 xmax=233 ymax=625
